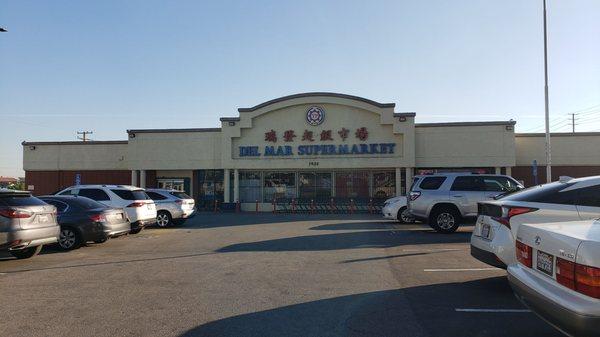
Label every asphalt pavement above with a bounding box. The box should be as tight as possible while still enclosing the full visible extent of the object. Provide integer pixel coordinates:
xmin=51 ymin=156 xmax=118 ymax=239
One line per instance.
xmin=0 ymin=213 xmax=562 ymax=337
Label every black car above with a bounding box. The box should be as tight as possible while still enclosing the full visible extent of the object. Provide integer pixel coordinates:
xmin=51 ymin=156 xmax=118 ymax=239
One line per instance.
xmin=39 ymin=195 xmax=131 ymax=250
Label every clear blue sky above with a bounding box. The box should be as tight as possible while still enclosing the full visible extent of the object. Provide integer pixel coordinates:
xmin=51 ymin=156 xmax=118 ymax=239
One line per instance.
xmin=1 ymin=0 xmax=599 ymax=177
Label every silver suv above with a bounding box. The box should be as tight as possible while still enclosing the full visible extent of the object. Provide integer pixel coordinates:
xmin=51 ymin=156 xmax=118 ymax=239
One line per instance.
xmin=407 ymin=173 xmax=523 ymax=233
xmin=145 ymin=189 xmax=196 ymax=227
xmin=0 ymin=189 xmax=60 ymax=259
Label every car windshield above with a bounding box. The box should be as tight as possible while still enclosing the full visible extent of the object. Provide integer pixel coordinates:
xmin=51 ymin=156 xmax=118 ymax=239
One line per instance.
xmin=170 ymin=191 xmax=192 ymax=199
xmin=110 ymin=189 xmax=150 ymax=201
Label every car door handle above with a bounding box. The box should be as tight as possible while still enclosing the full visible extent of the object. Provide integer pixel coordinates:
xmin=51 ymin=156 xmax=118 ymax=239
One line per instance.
xmin=452 ymin=195 xmax=463 ymax=198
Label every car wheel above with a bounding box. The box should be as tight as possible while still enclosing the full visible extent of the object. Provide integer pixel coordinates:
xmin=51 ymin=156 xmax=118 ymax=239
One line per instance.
xmin=156 ymin=211 xmax=172 ymax=228
xmin=130 ymin=227 xmax=143 ymax=234
xmin=9 ymin=245 xmax=43 ymax=259
xmin=397 ymin=207 xmax=415 ymax=223
xmin=94 ymin=238 xmax=108 ymax=244
xmin=58 ymin=227 xmax=82 ymax=250
xmin=429 ymin=207 xmax=461 ymax=233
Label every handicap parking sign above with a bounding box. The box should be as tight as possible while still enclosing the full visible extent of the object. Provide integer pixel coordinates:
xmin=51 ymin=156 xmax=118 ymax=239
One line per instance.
xmin=75 ymin=173 xmax=81 ymax=186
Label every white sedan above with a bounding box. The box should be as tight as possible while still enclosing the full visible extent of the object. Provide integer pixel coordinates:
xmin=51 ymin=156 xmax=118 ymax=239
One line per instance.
xmin=508 ymin=220 xmax=600 ymax=337
xmin=471 ymin=175 xmax=600 ymax=268
xmin=382 ymin=196 xmax=415 ymax=223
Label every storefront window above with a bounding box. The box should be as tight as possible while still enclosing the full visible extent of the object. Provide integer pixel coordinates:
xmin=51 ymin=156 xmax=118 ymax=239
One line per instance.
xmin=372 ymin=171 xmax=396 ymax=200
xmin=416 ymin=168 xmax=495 ymax=175
xmin=335 ymin=171 xmax=369 ymax=201
xmin=264 ymin=172 xmax=296 ymax=202
xmin=196 ymin=170 xmax=224 ymax=209
xmin=298 ymin=172 xmax=332 ymax=201
xmin=158 ymin=178 xmax=185 ymax=191
xmin=239 ymin=171 xmax=262 ymax=202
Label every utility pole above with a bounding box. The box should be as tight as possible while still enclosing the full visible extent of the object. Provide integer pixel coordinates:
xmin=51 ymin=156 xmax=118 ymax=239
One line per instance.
xmin=569 ymin=113 xmax=578 ymax=133
xmin=77 ymin=131 xmax=93 ymax=141
xmin=543 ymin=0 xmax=552 ymax=183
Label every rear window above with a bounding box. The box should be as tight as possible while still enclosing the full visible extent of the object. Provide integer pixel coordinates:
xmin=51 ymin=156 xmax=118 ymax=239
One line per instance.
xmin=110 ymin=189 xmax=150 ymax=201
xmin=147 ymin=192 xmax=168 ymax=201
xmin=500 ymin=182 xmax=577 ymax=205
xmin=419 ymin=177 xmax=446 ymax=190
xmin=170 ymin=191 xmax=192 ymax=199
xmin=0 ymin=194 xmax=47 ymax=207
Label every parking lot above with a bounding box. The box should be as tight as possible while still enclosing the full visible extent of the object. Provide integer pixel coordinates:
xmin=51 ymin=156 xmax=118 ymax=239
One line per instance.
xmin=0 ymin=213 xmax=561 ymax=337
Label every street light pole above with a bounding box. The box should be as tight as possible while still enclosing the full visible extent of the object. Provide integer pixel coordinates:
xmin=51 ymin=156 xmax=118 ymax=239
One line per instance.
xmin=543 ymin=0 xmax=552 ymax=182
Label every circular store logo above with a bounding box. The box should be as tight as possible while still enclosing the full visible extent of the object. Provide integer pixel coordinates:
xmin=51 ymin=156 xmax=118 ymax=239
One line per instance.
xmin=306 ymin=106 xmax=325 ymax=126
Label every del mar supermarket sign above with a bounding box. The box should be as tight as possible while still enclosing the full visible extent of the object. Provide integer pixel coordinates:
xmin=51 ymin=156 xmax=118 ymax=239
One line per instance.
xmin=239 ymin=143 xmax=396 ymax=157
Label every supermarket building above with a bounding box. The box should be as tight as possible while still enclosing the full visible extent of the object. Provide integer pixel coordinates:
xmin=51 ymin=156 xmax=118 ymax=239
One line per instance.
xmin=22 ymin=92 xmax=600 ymax=211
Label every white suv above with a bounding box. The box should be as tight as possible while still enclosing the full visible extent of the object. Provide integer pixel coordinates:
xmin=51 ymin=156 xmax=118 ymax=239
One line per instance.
xmin=471 ymin=175 xmax=600 ymax=268
xmin=56 ymin=185 xmax=157 ymax=234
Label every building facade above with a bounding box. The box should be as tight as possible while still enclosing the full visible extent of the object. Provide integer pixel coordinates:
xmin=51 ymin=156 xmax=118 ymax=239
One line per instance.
xmin=22 ymin=93 xmax=600 ymax=211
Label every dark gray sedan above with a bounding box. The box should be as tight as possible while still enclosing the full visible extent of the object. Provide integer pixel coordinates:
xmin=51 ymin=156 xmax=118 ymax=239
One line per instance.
xmin=39 ymin=195 xmax=130 ymax=250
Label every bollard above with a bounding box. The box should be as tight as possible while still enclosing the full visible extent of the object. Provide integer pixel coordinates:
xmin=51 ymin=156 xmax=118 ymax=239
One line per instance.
xmin=350 ymin=199 xmax=355 ymax=214
xmin=311 ymin=199 xmax=315 ymax=215
xmin=330 ymin=198 xmax=335 ymax=214
xmin=255 ymin=199 xmax=259 ymax=214
xmin=368 ymin=198 xmax=373 ymax=214
xmin=272 ymin=198 xmax=276 ymax=214
xmin=236 ymin=200 xmax=240 ymax=213
xmin=291 ymin=198 xmax=296 ymax=214
xmin=214 ymin=199 xmax=219 ymax=213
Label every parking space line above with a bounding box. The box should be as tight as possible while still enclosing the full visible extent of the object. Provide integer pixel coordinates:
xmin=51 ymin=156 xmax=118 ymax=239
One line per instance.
xmin=455 ymin=308 xmax=530 ymax=313
xmin=423 ymin=268 xmax=499 ymax=272
xmin=402 ymin=248 xmax=463 ymax=252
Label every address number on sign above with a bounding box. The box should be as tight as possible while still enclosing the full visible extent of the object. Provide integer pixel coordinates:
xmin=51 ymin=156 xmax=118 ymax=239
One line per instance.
xmin=309 ymin=161 xmax=319 ymax=167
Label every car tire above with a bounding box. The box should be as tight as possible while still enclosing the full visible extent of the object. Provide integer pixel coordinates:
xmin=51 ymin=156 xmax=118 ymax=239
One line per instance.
xmin=156 ymin=211 xmax=172 ymax=228
xmin=9 ymin=245 xmax=43 ymax=259
xmin=429 ymin=207 xmax=461 ymax=233
xmin=94 ymin=238 xmax=108 ymax=244
xmin=130 ymin=227 xmax=143 ymax=234
xmin=397 ymin=207 xmax=415 ymax=223
xmin=58 ymin=227 xmax=82 ymax=250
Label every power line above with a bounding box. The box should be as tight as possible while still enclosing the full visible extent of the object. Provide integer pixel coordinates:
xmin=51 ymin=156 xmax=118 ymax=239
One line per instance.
xmin=518 ymin=104 xmax=600 ymax=133
xmin=77 ymin=131 xmax=93 ymax=141
xmin=569 ymin=113 xmax=577 ymax=133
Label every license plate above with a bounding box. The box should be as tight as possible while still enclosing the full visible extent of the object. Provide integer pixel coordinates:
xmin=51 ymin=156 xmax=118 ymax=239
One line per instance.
xmin=481 ymin=224 xmax=491 ymax=239
xmin=37 ymin=214 xmax=50 ymax=223
xmin=147 ymin=204 xmax=152 ymax=210
xmin=536 ymin=250 xmax=554 ymax=276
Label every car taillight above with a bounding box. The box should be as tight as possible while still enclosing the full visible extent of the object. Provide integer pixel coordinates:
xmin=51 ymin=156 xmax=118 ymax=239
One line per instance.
xmin=515 ymin=240 xmax=532 ymax=268
xmin=127 ymin=202 xmax=145 ymax=208
xmin=492 ymin=206 xmax=537 ymax=228
xmin=175 ymin=200 xmax=183 ymax=204
xmin=556 ymin=258 xmax=576 ymax=290
xmin=409 ymin=191 xmax=421 ymax=201
xmin=0 ymin=208 xmax=33 ymax=218
xmin=555 ymin=257 xmax=600 ymax=299
xmin=575 ymin=264 xmax=600 ymax=299
xmin=89 ymin=213 xmax=107 ymax=223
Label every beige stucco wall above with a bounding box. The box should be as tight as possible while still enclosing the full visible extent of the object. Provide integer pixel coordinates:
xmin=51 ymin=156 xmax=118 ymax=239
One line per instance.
xmin=221 ymin=96 xmax=415 ymax=170
xmin=127 ymin=131 xmax=221 ymax=170
xmin=23 ymin=143 xmax=128 ymax=171
xmin=415 ymin=124 xmax=515 ymax=168
xmin=516 ymin=133 xmax=600 ymax=166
